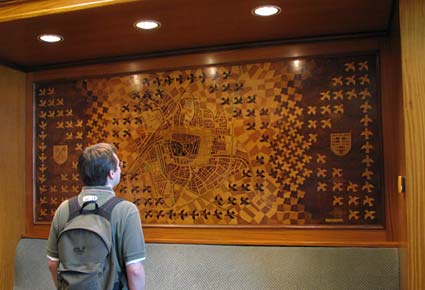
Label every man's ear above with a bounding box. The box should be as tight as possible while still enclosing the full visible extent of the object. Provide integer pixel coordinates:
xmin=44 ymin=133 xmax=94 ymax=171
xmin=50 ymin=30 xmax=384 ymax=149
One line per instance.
xmin=107 ymin=169 xmax=115 ymax=179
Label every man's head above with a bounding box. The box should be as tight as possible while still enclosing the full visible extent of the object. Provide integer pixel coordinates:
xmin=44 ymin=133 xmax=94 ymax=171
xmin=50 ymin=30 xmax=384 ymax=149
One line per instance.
xmin=77 ymin=143 xmax=121 ymax=187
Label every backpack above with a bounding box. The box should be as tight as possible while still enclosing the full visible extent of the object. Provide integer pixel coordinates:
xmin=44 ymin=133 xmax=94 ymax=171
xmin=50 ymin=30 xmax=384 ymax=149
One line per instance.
xmin=57 ymin=196 xmax=124 ymax=290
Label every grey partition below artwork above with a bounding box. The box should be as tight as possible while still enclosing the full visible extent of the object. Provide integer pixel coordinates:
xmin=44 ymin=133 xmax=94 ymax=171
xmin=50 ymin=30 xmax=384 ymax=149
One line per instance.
xmin=14 ymin=238 xmax=400 ymax=290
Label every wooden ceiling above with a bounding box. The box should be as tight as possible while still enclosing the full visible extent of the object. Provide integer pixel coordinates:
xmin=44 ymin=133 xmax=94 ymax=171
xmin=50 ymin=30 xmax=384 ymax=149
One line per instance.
xmin=0 ymin=0 xmax=394 ymax=71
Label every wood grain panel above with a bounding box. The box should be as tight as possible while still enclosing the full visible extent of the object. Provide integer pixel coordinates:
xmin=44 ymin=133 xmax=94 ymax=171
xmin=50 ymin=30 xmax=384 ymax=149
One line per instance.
xmin=32 ymin=54 xmax=384 ymax=227
xmin=400 ymin=0 xmax=425 ymax=289
xmin=0 ymin=65 xmax=26 ymax=290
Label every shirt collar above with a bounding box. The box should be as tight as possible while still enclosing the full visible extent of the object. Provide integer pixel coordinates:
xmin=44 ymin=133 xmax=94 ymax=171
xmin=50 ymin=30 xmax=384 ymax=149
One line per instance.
xmin=81 ymin=186 xmax=115 ymax=195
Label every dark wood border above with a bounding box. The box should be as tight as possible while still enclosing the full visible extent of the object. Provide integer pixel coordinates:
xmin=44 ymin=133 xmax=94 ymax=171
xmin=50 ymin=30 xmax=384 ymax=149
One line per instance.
xmin=25 ymin=37 xmax=403 ymax=246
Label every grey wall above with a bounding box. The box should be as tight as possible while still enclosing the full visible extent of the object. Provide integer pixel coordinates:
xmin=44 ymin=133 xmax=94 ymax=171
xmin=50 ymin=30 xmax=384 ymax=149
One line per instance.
xmin=14 ymin=239 xmax=399 ymax=290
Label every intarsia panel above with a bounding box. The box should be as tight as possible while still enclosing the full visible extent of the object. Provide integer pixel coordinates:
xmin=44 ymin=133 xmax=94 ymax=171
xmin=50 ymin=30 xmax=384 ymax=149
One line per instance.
xmin=34 ymin=54 xmax=384 ymax=227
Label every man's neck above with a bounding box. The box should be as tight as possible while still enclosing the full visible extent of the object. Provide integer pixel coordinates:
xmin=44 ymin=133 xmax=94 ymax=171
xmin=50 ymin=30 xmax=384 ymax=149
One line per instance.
xmin=105 ymin=183 xmax=114 ymax=189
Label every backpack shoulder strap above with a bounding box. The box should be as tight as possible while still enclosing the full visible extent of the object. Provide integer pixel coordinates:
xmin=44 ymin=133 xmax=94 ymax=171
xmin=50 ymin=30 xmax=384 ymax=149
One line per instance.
xmin=67 ymin=196 xmax=81 ymax=222
xmin=98 ymin=196 xmax=124 ymax=221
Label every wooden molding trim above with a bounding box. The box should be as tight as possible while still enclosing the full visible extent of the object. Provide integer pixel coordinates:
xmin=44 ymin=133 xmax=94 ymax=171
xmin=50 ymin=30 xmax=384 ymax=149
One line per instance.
xmin=24 ymin=222 xmax=399 ymax=246
xmin=30 ymin=38 xmax=381 ymax=81
xmin=0 ymin=0 xmax=141 ymax=23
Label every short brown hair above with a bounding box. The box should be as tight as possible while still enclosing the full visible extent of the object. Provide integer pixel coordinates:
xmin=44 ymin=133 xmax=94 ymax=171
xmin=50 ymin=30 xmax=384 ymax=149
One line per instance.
xmin=77 ymin=143 xmax=118 ymax=186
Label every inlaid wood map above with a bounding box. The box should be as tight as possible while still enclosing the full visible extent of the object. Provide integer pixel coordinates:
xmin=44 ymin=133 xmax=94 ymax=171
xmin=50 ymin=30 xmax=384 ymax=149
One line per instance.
xmin=34 ymin=54 xmax=384 ymax=226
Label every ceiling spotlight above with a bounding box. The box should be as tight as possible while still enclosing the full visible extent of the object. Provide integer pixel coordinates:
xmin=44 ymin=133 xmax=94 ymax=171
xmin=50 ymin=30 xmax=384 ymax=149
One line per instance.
xmin=38 ymin=34 xmax=64 ymax=43
xmin=252 ymin=5 xmax=281 ymax=17
xmin=135 ymin=20 xmax=161 ymax=30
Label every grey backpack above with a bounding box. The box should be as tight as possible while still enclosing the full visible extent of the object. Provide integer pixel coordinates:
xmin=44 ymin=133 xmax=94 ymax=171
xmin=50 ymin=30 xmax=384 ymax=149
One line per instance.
xmin=57 ymin=196 xmax=123 ymax=290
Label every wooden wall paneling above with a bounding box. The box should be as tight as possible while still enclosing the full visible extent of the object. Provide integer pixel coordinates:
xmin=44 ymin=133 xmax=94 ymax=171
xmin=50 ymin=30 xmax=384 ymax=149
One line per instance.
xmin=399 ymin=0 xmax=425 ymax=289
xmin=0 ymin=65 xmax=26 ymax=290
xmin=25 ymin=37 xmax=402 ymax=246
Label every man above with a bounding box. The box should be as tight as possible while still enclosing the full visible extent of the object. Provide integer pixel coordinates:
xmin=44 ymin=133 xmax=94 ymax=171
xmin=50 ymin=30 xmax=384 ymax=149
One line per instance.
xmin=47 ymin=143 xmax=146 ymax=290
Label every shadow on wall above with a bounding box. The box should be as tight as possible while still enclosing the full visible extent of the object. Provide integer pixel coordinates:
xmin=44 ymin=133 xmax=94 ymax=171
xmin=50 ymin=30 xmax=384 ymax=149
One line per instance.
xmin=14 ymin=239 xmax=400 ymax=290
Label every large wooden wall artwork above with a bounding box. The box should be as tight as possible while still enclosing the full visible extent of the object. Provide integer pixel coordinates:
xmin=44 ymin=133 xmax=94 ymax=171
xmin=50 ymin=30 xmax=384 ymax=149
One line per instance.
xmin=33 ymin=54 xmax=383 ymax=227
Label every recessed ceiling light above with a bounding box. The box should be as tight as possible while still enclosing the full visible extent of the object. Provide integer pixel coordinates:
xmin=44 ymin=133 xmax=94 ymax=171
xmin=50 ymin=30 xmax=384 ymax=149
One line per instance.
xmin=252 ymin=5 xmax=281 ymax=17
xmin=38 ymin=34 xmax=64 ymax=43
xmin=135 ymin=20 xmax=161 ymax=30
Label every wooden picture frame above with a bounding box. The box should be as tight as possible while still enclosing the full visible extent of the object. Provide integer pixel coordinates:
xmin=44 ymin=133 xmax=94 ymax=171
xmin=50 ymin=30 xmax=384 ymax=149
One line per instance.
xmin=25 ymin=38 xmax=403 ymax=246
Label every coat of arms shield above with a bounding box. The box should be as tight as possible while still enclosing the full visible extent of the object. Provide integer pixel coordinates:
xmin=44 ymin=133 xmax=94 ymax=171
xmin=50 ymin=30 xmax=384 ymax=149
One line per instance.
xmin=53 ymin=145 xmax=68 ymax=164
xmin=330 ymin=132 xmax=351 ymax=156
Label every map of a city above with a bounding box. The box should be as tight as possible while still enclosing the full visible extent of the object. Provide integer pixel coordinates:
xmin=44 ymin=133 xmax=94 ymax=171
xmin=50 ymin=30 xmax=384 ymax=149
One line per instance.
xmin=34 ymin=54 xmax=383 ymax=226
